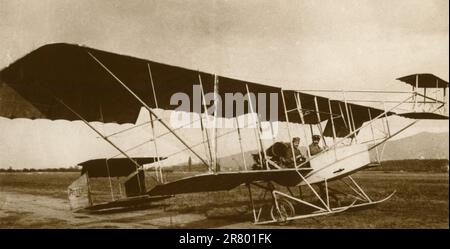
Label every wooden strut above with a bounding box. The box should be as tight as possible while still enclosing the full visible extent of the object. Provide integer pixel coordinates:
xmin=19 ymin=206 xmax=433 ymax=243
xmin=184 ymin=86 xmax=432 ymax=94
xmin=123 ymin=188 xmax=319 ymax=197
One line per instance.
xmin=280 ymin=90 xmax=298 ymax=169
xmin=245 ymin=84 xmax=269 ymax=170
xmin=367 ymin=109 xmax=380 ymax=163
xmin=337 ymin=102 xmax=349 ymax=133
xmin=87 ymin=51 xmax=210 ymax=168
xmin=246 ymin=184 xmax=257 ymax=223
xmin=382 ymin=101 xmax=391 ymax=136
xmin=213 ymin=75 xmax=219 ymax=172
xmin=150 ymin=113 xmax=162 ymax=182
xmin=348 ymin=105 xmax=358 ymax=143
xmin=105 ymin=159 xmax=115 ymax=201
xmin=326 ymin=99 xmax=338 ymax=160
xmin=199 ymin=114 xmax=210 ymax=169
xmin=327 ymin=99 xmax=337 ymax=144
xmin=293 ymin=93 xmax=311 ymax=158
xmin=147 ymin=63 xmax=164 ymax=182
xmin=341 ymin=90 xmax=353 ymax=142
xmin=414 ymin=74 xmax=419 ymax=111
xmin=198 ymin=73 xmax=214 ymax=171
xmin=235 ymin=117 xmax=248 ymax=171
xmin=313 ymin=96 xmax=327 ymax=146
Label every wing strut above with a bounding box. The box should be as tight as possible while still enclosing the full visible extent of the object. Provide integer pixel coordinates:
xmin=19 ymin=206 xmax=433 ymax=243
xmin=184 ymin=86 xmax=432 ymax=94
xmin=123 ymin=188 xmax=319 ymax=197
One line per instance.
xmin=313 ymin=96 xmax=327 ymax=146
xmin=147 ymin=63 xmax=164 ymax=182
xmin=198 ymin=73 xmax=214 ymax=171
xmin=235 ymin=117 xmax=248 ymax=171
xmin=246 ymin=84 xmax=270 ymax=170
xmin=293 ymin=92 xmax=311 ymax=158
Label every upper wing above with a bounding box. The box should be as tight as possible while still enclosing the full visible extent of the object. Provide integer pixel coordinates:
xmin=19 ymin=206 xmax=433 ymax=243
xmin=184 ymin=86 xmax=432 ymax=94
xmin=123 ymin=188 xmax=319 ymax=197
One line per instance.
xmin=0 ymin=43 xmax=396 ymax=137
xmin=397 ymin=73 xmax=448 ymax=88
xmin=0 ymin=43 xmax=281 ymax=123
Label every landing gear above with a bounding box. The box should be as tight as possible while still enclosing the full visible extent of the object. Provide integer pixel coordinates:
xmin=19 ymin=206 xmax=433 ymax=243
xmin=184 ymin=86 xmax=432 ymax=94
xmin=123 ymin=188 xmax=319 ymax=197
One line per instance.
xmin=246 ymin=176 xmax=395 ymax=225
xmin=270 ymin=199 xmax=295 ymax=225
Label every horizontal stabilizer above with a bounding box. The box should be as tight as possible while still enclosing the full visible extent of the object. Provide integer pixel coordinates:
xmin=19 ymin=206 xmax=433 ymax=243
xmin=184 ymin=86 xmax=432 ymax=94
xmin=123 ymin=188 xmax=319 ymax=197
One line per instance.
xmin=79 ymin=157 xmax=166 ymax=178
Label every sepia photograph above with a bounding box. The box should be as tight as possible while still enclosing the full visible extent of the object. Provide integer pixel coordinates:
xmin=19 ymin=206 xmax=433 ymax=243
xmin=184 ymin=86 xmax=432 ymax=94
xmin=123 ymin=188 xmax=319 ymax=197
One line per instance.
xmin=0 ymin=0 xmax=448 ymax=232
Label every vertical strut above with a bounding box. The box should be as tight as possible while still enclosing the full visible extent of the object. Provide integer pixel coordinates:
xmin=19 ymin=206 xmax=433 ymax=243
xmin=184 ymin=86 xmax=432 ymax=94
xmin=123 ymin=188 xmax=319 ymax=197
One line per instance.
xmin=246 ymin=184 xmax=257 ymax=223
xmin=245 ymin=84 xmax=269 ymax=170
xmin=105 ymin=159 xmax=115 ymax=201
xmin=294 ymin=92 xmax=311 ymax=158
xmin=414 ymin=74 xmax=419 ymax=111
xmin=213 ymin=75 xmax=220 ymax=172
xmin=367 ymin=109 xmax=380 ymax=163
xmin=313 ymin=96 xmax=327 ymax=146
xmin=382 ymin=102 xmax=391 ymax=136
xmin=342 ymin=90 xmax=353 ymax=138
xmin=147 ymin=63 xmax=163 ymax=182
xmin=199 ymin=114 xmax=210 ymax=168
xmin=280 ymin=91 xmax=298 ymax=168
xmin=198 ymin=73 xmax=214 ymax=171
xmin=150 ymin=114 xmax=163 ymax=182
xmin=327 ymin=99 xmax=337 ymax=144
xmin=348 ymin=105 xmax=358 ymax=143
xmin=235 ymin=117 xmax=248 ymax=171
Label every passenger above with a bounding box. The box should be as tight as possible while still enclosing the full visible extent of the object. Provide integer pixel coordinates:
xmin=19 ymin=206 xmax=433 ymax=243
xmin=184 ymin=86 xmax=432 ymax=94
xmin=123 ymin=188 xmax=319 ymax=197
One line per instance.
xmin=309 ymin=135 xmax=324 ymax=156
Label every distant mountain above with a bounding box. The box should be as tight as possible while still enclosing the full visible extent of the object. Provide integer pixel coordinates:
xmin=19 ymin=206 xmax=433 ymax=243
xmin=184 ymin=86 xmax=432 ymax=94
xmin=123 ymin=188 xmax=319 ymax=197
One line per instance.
xmin=371 ymin=132 xmax=449 ymax=161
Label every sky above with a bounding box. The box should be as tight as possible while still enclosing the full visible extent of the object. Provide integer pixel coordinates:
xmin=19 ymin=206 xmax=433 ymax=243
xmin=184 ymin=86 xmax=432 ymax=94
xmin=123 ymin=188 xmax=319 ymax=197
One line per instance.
xmin=0 ymin=0 xmax=448 ymax=168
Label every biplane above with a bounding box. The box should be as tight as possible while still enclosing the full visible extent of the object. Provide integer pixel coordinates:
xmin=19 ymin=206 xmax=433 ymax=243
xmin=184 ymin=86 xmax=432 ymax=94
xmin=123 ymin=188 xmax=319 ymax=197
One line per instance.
xmin=0 ymin=43 xmax=447 ymax=224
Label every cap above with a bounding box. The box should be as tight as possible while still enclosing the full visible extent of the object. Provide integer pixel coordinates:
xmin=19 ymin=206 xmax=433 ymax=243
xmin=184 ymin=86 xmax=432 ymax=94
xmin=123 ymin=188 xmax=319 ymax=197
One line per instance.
xmin=312 ymin=135 xmax=321 ymax=140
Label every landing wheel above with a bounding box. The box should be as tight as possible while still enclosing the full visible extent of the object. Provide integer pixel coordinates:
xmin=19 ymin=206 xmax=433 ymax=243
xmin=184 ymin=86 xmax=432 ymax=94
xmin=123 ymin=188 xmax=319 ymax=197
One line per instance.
xmin=270 ymin=199 xmax=295 ymax=225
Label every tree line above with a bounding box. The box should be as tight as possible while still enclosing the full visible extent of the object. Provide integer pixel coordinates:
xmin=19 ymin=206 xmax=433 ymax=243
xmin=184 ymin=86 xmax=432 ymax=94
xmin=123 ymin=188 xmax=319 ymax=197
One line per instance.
xmin=0 ymin=166 xmax=81 ymax=172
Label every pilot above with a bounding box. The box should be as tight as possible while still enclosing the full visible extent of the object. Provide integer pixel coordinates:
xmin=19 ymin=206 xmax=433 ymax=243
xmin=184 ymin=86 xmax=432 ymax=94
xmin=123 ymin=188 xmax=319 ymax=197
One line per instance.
xmin=282 ymin=137 xmax=306 ymax=167
xmin=309 ymin=135 xmax=324 ymax=156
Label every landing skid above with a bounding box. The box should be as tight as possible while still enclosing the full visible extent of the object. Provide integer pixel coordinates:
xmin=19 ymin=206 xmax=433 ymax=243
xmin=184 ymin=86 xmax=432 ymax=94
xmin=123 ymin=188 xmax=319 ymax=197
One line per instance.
xmin=247 ymin=176 xmax=396 ymax=225
xmin=255 ymin=200 xmax=358 ymax=225
xmin=341 ymin=190 xmax=395 ymax=212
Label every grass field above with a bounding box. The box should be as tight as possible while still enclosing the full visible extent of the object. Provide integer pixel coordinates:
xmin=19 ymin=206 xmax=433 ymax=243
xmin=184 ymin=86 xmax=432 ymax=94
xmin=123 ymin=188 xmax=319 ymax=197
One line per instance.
xmin=0 ymin=169 xmax=448 ymax=228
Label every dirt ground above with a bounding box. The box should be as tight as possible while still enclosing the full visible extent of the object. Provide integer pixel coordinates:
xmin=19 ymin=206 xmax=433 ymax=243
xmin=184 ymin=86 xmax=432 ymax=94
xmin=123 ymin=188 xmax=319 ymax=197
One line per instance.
xmin=0 ymin=171 xmax=448 ymax=228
